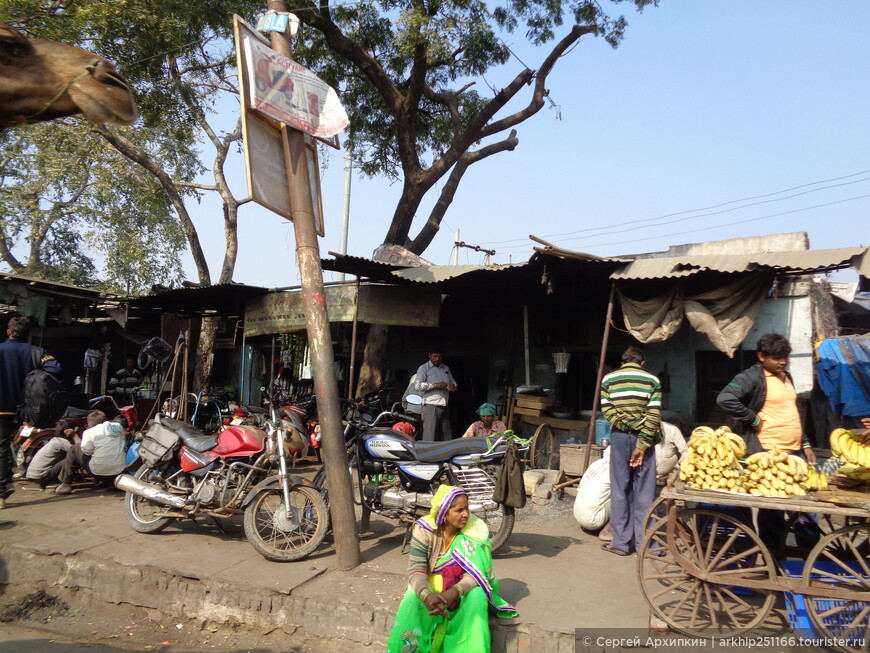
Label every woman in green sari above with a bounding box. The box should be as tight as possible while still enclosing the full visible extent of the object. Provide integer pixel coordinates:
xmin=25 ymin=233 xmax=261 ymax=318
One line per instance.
xmin=386 ymin=485 xmax=517 ymax=653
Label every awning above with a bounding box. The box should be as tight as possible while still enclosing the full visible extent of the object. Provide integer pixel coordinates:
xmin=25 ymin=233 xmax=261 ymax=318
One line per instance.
xmin=126 ymin=283 xmax=272 ymax=316
xmin=611 ymin=247 xmax=870 ymax=280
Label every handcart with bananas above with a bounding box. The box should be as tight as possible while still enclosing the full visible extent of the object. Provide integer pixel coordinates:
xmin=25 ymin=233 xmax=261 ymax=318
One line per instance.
xmin=639 ymin=426 xmax=870 ymax=653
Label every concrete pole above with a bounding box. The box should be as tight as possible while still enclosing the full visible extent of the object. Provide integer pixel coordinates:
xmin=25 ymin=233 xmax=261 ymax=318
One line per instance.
xmin=452 ymin=229 xmax=460 ymax=265
xmin=338 ymin=144 xmax=352 ymax=282
xmin=267 ymin=1 xmax=361 ymax=569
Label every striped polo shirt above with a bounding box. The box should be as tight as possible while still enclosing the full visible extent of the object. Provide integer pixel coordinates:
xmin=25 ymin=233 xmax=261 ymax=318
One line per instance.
xmin=600 ymin=362 xmax=662 ymax=450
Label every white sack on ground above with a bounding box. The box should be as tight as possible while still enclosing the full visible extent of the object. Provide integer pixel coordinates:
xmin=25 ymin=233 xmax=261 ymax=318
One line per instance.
xmin=573 ymin=448 xmax=610 ymax=530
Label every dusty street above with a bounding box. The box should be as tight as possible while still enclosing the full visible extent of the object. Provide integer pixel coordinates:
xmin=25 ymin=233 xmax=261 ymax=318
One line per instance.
xmin=0 ymin=587 xmax=314 ymax=652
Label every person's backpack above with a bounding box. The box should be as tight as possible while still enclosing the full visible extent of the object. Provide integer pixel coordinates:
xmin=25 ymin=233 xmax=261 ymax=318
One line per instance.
xmin=18 ymin=348 xmax=69 ymax=428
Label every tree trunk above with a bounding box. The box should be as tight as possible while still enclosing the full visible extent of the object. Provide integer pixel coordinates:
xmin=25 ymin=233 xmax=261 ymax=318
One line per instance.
xmin=355 ymin=323 xmax=391 ymax=399
xmin=194 ymin=316 xmax=219 ymax=391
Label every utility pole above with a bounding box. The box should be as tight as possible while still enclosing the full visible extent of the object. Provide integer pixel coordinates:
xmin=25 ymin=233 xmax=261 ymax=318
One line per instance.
xmin=266 ymin=0 xmax=360 ymax=570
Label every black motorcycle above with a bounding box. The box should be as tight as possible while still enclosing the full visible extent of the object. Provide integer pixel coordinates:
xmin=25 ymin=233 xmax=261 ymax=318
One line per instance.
xmin=313 ymin=396 xmax=526 ymax=553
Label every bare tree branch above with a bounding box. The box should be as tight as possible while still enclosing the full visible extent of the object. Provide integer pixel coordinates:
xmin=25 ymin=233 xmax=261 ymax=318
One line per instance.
xmin=408 ymin=129 xmax=519 ymax=253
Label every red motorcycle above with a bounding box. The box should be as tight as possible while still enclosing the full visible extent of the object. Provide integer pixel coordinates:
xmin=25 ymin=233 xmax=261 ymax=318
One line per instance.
xmin=115 ymin=388 xmax=328 ymax=562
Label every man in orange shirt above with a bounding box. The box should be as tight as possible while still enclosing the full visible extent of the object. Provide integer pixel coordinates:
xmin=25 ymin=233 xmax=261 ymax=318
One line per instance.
xmin=717 ymin=333 xmax=816 ymax=463
xmin=717 ymin=333 xmax=816 ymax=551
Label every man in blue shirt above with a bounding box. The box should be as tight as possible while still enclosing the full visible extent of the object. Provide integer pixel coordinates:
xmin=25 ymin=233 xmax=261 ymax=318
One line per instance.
xmin=0 ymin=316 xmax=61 ymax=508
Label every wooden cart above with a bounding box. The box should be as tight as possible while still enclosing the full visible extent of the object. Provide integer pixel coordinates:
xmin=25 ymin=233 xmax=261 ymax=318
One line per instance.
xmin=639 ymin=480 xmax=870 ymax=652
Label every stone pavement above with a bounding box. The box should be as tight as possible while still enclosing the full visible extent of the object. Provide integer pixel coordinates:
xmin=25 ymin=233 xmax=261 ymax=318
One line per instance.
xmin=0 ymin=466 xmax=803 ymax=653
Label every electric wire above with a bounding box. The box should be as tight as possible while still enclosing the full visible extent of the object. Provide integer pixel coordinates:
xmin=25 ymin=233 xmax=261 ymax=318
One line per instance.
xmin=553 ymin=192 xmax=870 ymax=250
xmin=480 ymin=167 xmax=870 ymax=247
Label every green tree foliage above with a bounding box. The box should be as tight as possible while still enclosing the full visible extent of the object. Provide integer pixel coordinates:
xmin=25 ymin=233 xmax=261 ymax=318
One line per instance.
xmin=0 ymin=0 xmax=263 ymax=292
xmin=291 ymin=0 xmax=658 ymax=253
xmin=0 ymin=122 xmax=186 ymax=292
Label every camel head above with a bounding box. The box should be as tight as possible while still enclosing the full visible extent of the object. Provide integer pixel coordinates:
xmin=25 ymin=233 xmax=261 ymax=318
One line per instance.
xmin=0 ymin=22 xmax=137 ymax=129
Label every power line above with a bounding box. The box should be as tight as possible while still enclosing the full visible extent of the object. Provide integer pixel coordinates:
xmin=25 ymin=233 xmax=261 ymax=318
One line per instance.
xmin=480 ymin=167 xmax=870 ymax=247
xmin=550 ymin=174 xmax=870 ymax=242
xmin=568 ymin=192 xmax=870 ymax=250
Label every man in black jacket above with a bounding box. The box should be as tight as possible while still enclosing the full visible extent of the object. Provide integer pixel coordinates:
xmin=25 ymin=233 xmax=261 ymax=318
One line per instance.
xmin=716 ymin=332 xmax=816 ymax=463
xmin=717 ymin=332 xmax=816 ymax=552
xmin=0 ymin=316 xmax=62 ymax=508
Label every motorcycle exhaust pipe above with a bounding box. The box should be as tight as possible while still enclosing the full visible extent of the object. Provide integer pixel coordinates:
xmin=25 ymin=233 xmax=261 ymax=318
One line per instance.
xmin=115 ymin=473 xmax=189 ymax=509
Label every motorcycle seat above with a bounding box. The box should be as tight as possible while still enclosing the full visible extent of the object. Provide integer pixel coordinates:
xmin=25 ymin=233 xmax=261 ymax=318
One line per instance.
xmin=63 ymin=406 xmax=92 ymax=419
xmin=156 ymin=414 xmax=218 ymax=452
xmin=412 ymin=438 xmax=492 ymax=463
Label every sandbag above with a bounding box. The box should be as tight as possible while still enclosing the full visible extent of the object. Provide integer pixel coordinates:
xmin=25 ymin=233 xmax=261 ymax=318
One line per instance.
xmin=573 ymin=454 xmax=610 ymax=530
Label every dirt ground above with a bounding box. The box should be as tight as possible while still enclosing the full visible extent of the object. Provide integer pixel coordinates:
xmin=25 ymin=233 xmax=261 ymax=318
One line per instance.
xmin=0 ymin=587 xmax=318 ymax=653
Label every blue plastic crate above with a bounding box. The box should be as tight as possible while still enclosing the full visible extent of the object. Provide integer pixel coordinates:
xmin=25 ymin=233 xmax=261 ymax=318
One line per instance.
xmin=781 ymin=559 xmax=868 ymax=641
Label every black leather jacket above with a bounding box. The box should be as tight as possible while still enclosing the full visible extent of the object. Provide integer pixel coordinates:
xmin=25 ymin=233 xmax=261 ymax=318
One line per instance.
xmin=716 ymin=363 xmax=797 ymax=454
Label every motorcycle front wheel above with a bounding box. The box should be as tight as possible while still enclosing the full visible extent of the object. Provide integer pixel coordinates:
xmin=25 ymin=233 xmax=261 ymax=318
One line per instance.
xmin=243 ymin=485 xmax=329 ymax=562
xmin=124 ymin=466 xmax=177 ymax=534
xmin=475 ymin=502 xmax=515 ymax=554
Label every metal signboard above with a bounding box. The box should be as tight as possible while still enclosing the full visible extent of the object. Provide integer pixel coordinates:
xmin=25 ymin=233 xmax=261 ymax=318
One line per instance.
xmin=244 ymin=285 xmax=441 ymax=337
xmin=234 ymin=16 xmax=324 ymax=234
xmin=237 ymin=19 xmax=348 ymax=139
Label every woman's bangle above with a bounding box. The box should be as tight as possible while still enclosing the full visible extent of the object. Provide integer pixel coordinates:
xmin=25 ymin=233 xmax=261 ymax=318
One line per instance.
xmin=419 ymin=588 xmax=432 ymax=601
xmin=455 ymin=585 xmax=465 ymax=598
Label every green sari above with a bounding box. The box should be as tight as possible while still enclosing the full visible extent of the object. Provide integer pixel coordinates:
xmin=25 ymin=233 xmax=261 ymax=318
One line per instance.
xmin=386 ymin=488 xmax=517 ymax=653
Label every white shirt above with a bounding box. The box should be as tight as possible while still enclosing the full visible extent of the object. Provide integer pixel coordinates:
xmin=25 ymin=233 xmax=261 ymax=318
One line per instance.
xmin=414 ymin=361 xmax=457 ymax=407
xmin=81 ymin=421 xmax=126 ymax=476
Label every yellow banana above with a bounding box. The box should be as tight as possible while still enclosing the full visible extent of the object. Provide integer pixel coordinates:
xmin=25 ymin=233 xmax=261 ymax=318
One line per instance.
xmin=830 ymin=428 xmax=847 ymax=456
xmin=692 ymin=426 xmax=716 ymax=439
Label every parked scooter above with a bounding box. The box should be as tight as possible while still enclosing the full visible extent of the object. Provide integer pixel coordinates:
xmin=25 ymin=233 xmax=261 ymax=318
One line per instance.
xmin=313 ymin=395 xmax=527 ymax=553
xmin=115 ymin=388 xmax=329 ymax=562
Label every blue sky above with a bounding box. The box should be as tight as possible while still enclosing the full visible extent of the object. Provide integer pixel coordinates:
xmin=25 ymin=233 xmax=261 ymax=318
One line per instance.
xmin=188 ymin=1 xmax=870 ymax=287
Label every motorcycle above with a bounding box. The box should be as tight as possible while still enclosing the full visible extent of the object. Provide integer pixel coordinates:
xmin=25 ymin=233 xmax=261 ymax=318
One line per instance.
xmin=313 ymin=396 xmax=526 ymax=553
xmin=115 ymin=388 xmax=329 ymax=562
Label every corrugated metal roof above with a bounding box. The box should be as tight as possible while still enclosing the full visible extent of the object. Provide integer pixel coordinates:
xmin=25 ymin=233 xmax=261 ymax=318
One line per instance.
xmin=127 ymin=283 xmax=271 ymax=315
xmin=321 ymin=252 xmax=412 ymax=283
xmin=611 ymin=247 xmax=870 ymax=280
xmin=0 ymin=271 xmax=110 ymax=300
xmin=390 ymin=263 xmax=527 ymax=284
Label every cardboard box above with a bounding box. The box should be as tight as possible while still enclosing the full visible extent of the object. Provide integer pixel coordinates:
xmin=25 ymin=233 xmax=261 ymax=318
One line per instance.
xmin=559 ymin=444 xmax=604 ymax=476
xmin=515 ymin=394 xmax=554 ymax=409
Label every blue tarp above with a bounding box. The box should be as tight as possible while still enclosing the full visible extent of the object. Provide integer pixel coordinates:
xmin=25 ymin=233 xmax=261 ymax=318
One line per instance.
xmin=815 ymin=335 xmax=870 ymax=417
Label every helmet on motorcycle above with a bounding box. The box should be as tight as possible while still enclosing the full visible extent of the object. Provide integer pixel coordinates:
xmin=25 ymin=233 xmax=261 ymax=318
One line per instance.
xmin=392 ymin=422 xmax=414 ymax=437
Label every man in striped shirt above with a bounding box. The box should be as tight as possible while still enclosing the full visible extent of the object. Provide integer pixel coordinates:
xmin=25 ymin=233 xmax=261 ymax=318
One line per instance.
xmin=599 ymin=346 xmax=662 ymax=556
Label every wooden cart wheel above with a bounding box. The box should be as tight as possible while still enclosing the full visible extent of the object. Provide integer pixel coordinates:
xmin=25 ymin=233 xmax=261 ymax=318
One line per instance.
xmin=642 ymin=495 xmax=669 ymax=530
xmin=780 ymin=512 xmax=868 ymax=558
xmin=802 ymin=523 xmax=870 ymax=653
xmin=529 ymin=423 xmax=557 ymax=470
xmin=638 ymin=508 xmax=777 ymax=637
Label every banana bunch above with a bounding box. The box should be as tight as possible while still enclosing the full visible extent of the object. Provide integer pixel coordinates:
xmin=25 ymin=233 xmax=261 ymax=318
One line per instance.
xmin=742 ymin=449 xmax=808 ymax=497
xmin=679 ymin=425 xmax=746 ymax=491
xmin=803 ymin=465 xmax=830 ymax=491
xmin=837 ymin=464 xmax=870 ymax=484
xmin=830 ymin=428 xmax=870 ymax=467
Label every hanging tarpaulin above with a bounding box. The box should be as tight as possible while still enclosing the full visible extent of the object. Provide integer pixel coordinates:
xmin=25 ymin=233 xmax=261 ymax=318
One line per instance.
xmin=236 ymin=17 xmax=349 ymax=138
xmin=815 ymin=335 xmax=870 ymax=418
xmin=617 ymin=273 xmax=773 ymax=357
xmin=616 ymin=286 xmax=684 ymax=344
xmin=683 ymin=274 xmax=772 ymax=357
